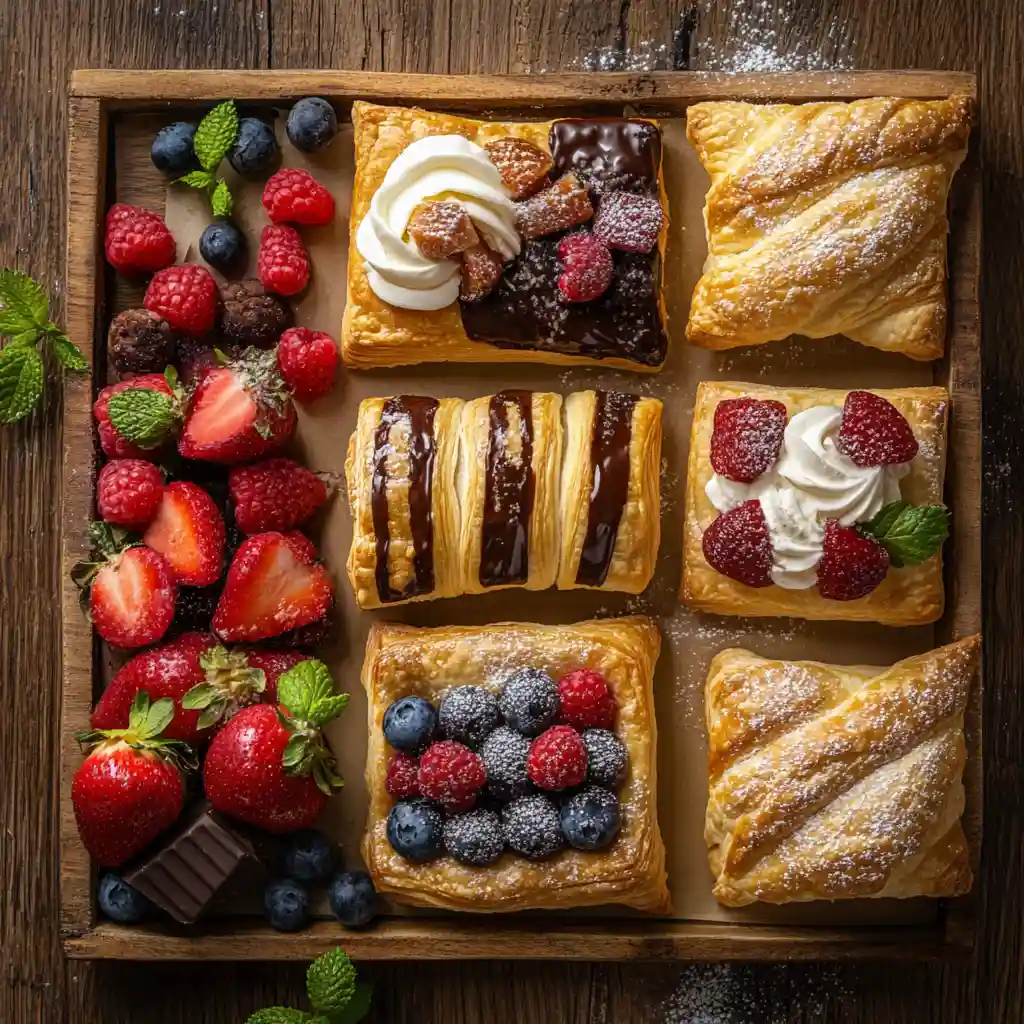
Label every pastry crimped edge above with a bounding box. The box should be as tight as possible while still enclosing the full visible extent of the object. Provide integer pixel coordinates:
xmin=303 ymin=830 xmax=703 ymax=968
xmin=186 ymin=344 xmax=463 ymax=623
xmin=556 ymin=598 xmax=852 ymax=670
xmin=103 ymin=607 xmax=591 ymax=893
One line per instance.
xmin=557 ymin=392 xmax=663 ymax=594
xmin=680 ymin=380 xmax=948 ymax=625
xmin=704 ymin=636 xmax=979 ymax=906
xmin=361 ymin=617 xmax=672 ymax=914
xmin=342 ymin=101 xmax=669 ymax=372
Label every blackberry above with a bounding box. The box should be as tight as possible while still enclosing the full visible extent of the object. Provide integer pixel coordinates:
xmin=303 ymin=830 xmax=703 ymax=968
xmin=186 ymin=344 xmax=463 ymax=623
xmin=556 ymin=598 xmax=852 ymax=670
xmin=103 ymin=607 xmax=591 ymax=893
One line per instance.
xmin=108 ymin=308 xmax=177 ymax=375
xmin=499 ymin=667 xmax=558 ymax=736
xmin=229 ymin=117 xmax=280 ymax=177
xmin=218 ymin=279 xmax=292 ymax=349
xmin=501 ymin=794 xmax=565 ymax=860
xmin=151 ymin=122 xmax=199 ymax=174
xmin=199 ymin=220 xmax=247 ymax=276
xmin=559 ymin=786 xmax=621 ymax=851
xmin=171 ymin=585 xmax=220 ymax=634
xmin=479 ymin=725 xmax=531 ymax=802
xmin=286 ymin=97 xmax=339 ymax=153
xmin=442 ymin=809 xmax=505 ymax=866
xmin=438 ymin=685 xmax=500 ymax=749
xmin=383 ymin=695 xmax=437 ymax=754
xmin=386 ymin=798 xmax=444 ymax=863
xmin=581 ymin=728 xmax=628 ymax=788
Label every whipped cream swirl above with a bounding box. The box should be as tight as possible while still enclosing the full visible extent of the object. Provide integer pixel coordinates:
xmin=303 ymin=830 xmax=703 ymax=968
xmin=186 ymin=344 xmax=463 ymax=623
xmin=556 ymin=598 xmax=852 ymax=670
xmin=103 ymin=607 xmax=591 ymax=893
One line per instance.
xmin=356 ymin=135 xmax=520 ymax=310
xmin=706 ymin=405 xmax=910 ymax=589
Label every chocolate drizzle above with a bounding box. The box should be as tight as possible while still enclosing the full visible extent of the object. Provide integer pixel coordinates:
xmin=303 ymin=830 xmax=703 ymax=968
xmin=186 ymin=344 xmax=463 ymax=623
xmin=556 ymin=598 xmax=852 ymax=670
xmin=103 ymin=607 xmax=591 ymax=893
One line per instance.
xmin=576 ymin=390 xmax=639 ymax=587
xmin=371 ymin=396 xmax=439 ymax=603
xmin=480 ymin=391 xmax=535 ymax=587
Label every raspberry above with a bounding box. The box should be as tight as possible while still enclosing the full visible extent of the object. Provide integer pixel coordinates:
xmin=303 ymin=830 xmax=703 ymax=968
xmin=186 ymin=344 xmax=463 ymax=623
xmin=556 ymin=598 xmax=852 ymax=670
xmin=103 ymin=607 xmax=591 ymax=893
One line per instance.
xmin=104 ymin=203 xmax=176 ymax=275
xmin=710 ymin=398 xmax=788 ymax=483
xmin=94 ymin=374 xmax=174 ymax=461
xmin=837 ymin=391 xmax=919 ymax=467
xmin=592 ymin=191 xmax=664 ymax=253
xmin=556 ymin=670 xmax=617 ymax=730
xmin=229 ymin=457 xmax=328 ymax=534
xmin=258 ymin=226 xmax=310 ymax=297
xmin=556 ymin=233 xmax=613 ymax=302
xmin=385 ymin=752 xmax=421 ymax=799
xmin=526 ymin=725 xmax=587 ymax=791
xmin=96 ymin=459 xmax=165 ymax=530
xmin=417 ymin=740 xmax=486 ymax=810
xmin=817 ymin=519 xmax=890 ymax=600
xmin=144 ymin=264 xmax=218 ymax=337
xmin=261 ymin=168 xmax=336 ymax=227
xmin=702 ymin=500 xmax=774 ymax=588
xmin=277 ymin=327 xmax=339 ymax=403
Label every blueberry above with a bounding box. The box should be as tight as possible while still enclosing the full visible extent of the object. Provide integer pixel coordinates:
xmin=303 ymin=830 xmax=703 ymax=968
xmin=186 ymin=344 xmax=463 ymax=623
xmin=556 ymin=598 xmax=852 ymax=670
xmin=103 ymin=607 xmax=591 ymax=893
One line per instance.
xmin=443 ymin=809 xmax=505 ymax=866
xmin=286 ymin=97 xmax=339 ymax=153
xmin=439 ymin=685 xmax=501 ymax=749
xmin=501 ymin=794 xmax=565 ymax=860
xmin=480 ymin=725 xmax=531 ymax=801
xmin=199 ymin=219 xmax=247 ymax=275
xmin=328 ymin=870 xmax=378 ymax=928
xmin=229 ymin=117 xmax=279 ymax=177
xmin=263 ymin=878 xmax=311 ymax=932
xmin=151 ymin=122 xmax=199 ymax=174
xmin=383 ymin=695 xmax=437 ymax=754
xmin=386 ymin=797 xmax=444 ymax=862
xmin=559 ymin=786 xmax=621 ymax=851
xmin=282 ymin=829 xmax=335 ymax=882
xmin=97 ymin=873 xmax=150 ymax=924
xmin=500 ymin=668 xmax=559 ymax=736
xmin=581 ymin=728 xmax=628 ymax=788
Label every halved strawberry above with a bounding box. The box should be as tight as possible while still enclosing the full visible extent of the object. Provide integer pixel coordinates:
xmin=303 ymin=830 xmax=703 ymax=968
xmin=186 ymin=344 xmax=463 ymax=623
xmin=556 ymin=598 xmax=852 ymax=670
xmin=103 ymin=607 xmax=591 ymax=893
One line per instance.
xmin=836 ymin=391 xmax=918 ymax=467
xmin=213 ymin=532 xmax=333 ymax=642
xmin=144 ymin=480 xmax=225 ymax=586
xmin=817 ymin=519 xmax=890 ymax=600
xmin=710 ymin=398 xmax=788 ymax=483
xmin=702 ymin=500 xmax=774 ymax=588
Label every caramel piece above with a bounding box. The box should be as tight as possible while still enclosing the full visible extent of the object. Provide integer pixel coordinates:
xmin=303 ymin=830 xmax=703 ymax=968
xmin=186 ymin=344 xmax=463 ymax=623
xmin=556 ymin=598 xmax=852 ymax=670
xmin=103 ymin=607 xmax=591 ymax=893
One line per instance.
xmin=459 ymin=244 xmax=504 ymax=302
xmin=408 ymin=200 xmax=479 ymax=260
xmin=515 ymin=173 xmax=594 ymax=240
xmin=485 ymin=137 xmax=554 ymax=199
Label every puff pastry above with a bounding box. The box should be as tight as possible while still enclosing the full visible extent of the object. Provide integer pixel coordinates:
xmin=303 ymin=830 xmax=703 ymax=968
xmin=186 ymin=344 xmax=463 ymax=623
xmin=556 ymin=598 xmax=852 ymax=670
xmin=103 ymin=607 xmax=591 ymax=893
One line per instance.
xmin=361 ymin=617 xmax=671 ymax=913
xmin=343 ymin=102 xmax=669 ymax=371
xmin=681 ymin=380 xmax=948 ymax=625
xmin=704 ymin=637 xmax=979 ymax=906
xmin=685 ymin=95 xmax=972 ymax=360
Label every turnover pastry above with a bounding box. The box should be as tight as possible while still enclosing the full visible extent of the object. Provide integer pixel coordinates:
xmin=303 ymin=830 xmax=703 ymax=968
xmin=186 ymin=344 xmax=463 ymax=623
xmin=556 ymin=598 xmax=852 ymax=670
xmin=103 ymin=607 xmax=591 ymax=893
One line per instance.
xmin=704 ymin=637 xmax=979 ymax=905
xmin=685 ymin=95 xmax=972 ymax=360
xmin=681 ymin=381 xmax=949 ymax=625
xmin=361 ymin=617 xmax=671 ymax=913
xmin=343 ymin=101 xmax=669 ymax=371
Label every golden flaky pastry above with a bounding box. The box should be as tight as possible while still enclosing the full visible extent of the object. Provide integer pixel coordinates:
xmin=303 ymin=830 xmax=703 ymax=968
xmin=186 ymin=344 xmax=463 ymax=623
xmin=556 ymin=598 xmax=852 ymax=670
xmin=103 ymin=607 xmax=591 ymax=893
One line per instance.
xmin=361 ymin=618 xmax=671 ymax=914
xmin=704 ymin=637 xmax=979 ymax=906
xmin=681 ymin=381 xmax=948 ymax=625
xmin=685 ymin=95 xmax=972 ymax=360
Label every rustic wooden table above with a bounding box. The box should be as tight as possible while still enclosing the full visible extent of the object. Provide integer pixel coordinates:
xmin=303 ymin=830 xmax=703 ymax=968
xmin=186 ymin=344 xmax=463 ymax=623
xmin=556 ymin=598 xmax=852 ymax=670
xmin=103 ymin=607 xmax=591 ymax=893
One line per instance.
xmin=1 ymin=2 xmax=1020 ymax=1021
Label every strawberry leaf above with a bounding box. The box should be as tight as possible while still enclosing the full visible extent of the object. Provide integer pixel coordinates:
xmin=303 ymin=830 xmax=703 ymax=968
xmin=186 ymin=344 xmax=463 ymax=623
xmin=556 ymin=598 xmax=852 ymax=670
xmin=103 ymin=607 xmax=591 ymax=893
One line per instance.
xmin=0 ymin=342 xmax=44 ymax=424
xmin=128 ymin=691 xmax=176 ymax=740
xmin=194 ymin=100 xmax=239 ymax=171
xmin=181 ymin=683 xmax=219 ymax=710
xmin=107 ymin=387 xmax=177 ymax=448
xmin=282 ymin=733 xmax=313 ymax=774
xmin=87 ymin=520 xmax=137 ymax=558
xmin=0 ymin=268 xmax=48 ymax=334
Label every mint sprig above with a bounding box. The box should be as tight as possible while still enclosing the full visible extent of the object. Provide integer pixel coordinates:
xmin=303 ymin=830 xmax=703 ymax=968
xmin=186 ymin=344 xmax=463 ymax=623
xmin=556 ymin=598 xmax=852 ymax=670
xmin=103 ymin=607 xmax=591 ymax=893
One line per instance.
xmin=861 ymin=500 xmax=950 ymax=568
xmin=276 ymin=660 xmax=347 ymax=796
xmin=246 ymin=948 xmax=370 ymax=1024
xmin=175 ymin=100 xmax=239 ymax=216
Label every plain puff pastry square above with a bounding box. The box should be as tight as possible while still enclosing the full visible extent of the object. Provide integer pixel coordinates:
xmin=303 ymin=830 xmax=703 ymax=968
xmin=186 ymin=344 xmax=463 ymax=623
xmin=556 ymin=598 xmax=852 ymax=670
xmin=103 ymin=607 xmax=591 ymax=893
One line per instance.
xmin=685 ymin=95 xmax=972 ymax=360
xmin=681 ymin=380 xmax=948 ymax=626
xmin=704 ymin=637 xmax=979 ymax=906
xmin=361 ymin=617 xmax=671 ymax=914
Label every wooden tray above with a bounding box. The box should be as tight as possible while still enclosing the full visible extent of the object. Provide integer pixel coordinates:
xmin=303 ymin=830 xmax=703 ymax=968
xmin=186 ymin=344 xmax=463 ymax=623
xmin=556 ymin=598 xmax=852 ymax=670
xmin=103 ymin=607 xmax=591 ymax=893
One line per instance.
xmin=60 ymin=69 xmax=981 ymax=962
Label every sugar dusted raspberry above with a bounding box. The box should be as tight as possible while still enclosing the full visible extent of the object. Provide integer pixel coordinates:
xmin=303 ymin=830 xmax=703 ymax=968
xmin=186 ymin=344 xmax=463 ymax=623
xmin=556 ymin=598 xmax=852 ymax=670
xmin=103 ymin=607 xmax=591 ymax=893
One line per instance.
xmin=526 ymin=725 xmax=587 ymax=791
xmin=593 ymin=191 xmax=664 ymax=253
xmin=459 ymin=244 xmax=504 ymax=302
xmin=258 ymin=226 xmax=310 ymax=297
xmin=817 ymin=519 xmax=890 ymax=600
xmin=408 ymin=201 xmax=479 ymax=260
xmin=702 ymin=500 xmax=774 ymax=588
xmin=417 ymin=740 xmax=486 ymax=809
xmin=144 ymin=265 xmax=218 ymax=337
xmin=261 ymin=168 xmax=335 ymax=227
xmin=484 ymin=137 xmax=553 ymax=199
xmin=556 ymin=669 xmax=616 ymax=730
xmin=96 ymin=459 xmax=165 ymax=530
xmin=386 ymin=752 xmax=421 ymax=799
xmin=837 ymin=391 xmax=919 ymax=467
xmin=556 ymin=233 xmax=613 ymax=303
xmin=277 ymin=327 xmax=338 ymax=403
xmin=515 ymin=172 xmax=593 ymax=239
xmin=104 ymin=203 xmax=177 ymax=275
xmin=710 ymin=398 xmax=788 ymax=483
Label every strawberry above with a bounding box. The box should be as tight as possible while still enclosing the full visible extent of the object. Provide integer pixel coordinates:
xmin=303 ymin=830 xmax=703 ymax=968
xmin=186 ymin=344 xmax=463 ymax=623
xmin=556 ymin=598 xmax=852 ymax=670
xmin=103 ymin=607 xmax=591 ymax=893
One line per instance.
xmin=702 ymin=500 xmax=774 ymax=588
xmin=93 ymin=373 xmax=178 ymax=461
xmin=836 ymin=391 xmax=919 ymax=467
xmin=229 ymin=458 xmax=328 ymax=535
xmin=202 ymin=659 xmax=347 ymax=833
xmin=710 ymin=398 xmax=788 ymax=483
xmin=179 ymin=643 xmax=283 ymax=731
xmin=72 ymin=692 xmax=195 ymax=866
xmin=143 ymin=480 xmax=225 ymax=586
xmin=817 ymin=519 xmax=890 ymax=600
xmin=178 ymin=348 xmax=296 ymax=464
xmin=213 ymin=531 xmax=333 ymax=643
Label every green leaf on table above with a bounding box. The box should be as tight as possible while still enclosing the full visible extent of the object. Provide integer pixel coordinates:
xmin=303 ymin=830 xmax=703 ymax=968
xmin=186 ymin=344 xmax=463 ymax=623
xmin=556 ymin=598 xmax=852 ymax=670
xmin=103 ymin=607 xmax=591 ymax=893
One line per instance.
xmin=210 ymin=178 xmax=233 ymax=218
xmin=332 ymin=982 xmax=373 ymax=1023
xmin=0 ymin=342 xmax=44 ymax=423
xmin=107 ymin=387 xmax=177 ymax=448
xmin=0 ymin=268 xmax=48 ymax=335
xmin=194 ymin=100 xmax=239 ymax=171
xmin=245 ymin=1009 xmax=312 ymax=1024
xmin=862 ymin=502 xmax=950 ymax=568
xmin=50 ymin=332 xmax=88 ymax=372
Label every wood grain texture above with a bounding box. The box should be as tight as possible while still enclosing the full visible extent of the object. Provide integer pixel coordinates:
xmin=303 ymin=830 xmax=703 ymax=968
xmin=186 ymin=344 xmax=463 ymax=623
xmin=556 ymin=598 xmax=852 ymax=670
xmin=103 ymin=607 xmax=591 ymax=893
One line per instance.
xmin=1 ymin=2 xmax=1021 ymax=1024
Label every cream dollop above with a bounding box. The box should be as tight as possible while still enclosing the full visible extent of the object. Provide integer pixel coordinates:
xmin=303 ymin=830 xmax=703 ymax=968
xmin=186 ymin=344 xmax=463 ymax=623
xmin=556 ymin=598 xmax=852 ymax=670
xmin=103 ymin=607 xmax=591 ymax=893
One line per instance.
xmin=355 ymin=135 xmax=520 ymax=310
xmin=706 ymin=406 xmax=910 ymax=589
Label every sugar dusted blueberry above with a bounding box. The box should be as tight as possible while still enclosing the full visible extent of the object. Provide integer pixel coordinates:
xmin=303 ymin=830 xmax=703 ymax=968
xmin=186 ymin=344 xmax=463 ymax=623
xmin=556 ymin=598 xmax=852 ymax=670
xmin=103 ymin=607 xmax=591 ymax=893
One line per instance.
xmin=560 ymin=786 xmax=621 ymax=851
xmin=480 ymin=725 xmax=531 ymax=801
xmin=581 ymin=728 xmax=628 ymax=788
xmin=499 ymin=668 xmax=559 ymax=737
xmin=438 ymin=685 xmax=500 ymax=749
xmin=442 ymin=808 xmax=505 ymax=866
xmin=501 ymin=794 xmax=565 ymax=860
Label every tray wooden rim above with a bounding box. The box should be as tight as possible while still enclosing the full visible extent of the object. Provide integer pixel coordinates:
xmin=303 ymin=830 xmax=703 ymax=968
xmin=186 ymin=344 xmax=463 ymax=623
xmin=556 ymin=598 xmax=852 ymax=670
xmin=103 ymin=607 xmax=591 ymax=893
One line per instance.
xmin=59 ymin=69 xmax=982 ymax=962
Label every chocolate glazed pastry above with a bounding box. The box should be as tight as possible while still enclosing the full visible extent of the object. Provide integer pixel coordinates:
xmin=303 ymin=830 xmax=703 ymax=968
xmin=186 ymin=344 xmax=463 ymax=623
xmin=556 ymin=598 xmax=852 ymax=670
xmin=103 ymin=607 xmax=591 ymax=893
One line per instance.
xmin=371 ymin=396 xmax=440 ymax=604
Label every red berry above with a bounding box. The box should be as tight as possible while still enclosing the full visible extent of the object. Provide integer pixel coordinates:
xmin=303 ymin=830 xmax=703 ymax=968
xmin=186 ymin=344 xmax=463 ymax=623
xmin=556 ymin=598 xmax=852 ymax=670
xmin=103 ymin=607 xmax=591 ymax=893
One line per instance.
xmin=96 ymin=459 xmax=164 ymax=530
xmin=89 ymin=546 xmax=177 ymax=649
xmin=526 ymin=726 xmax=587 ymax=791
xmin=104 ymin=203 xmax=177 ymax=275
xmin=229 ymin=457 xmax=328 ymax=534
xmin=817 ymin=519 xmax=890 ymax=600
xmin=94 ymin=374 xmax=174 ymax=461
xmin=557 ymin=669 xmax=617 ymax=730
xmin=837 ymin=391 xmax=919 ymax=467
xmin=556 ymin=233 xmax=613 ymax=302
xmin=277 ymin=327 xmax=338 ymax=403
xmin=262 ymin=168 xmax=336 ymax=227
xmin=144 ymin=264 xmax=218 ymax=337
xmin=386 ymin=752 xmax=421 ymax=799
xmin=237 ymin=648 xmax=311 ymax=705
xmin=417 ymin=740 xmax=485 ymax=808
xmin=710 ymin=398 xmax=788 ymax=483
xmin=143 ymin=481 xmax=226 ymax=587
xmin=592 ymin=191 xmax=664 ymax=253
xmin=258 ymin=225 xmax=310 ymax=297
xmin=702 ymin=500 xmax=774 ymax=588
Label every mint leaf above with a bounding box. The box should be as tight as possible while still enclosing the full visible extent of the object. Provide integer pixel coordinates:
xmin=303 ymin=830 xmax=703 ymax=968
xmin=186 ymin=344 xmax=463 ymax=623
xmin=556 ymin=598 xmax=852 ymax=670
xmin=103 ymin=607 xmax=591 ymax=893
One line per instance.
xmin=9 ymin=328 xmax=40 ymax=347
xmin=0 ymin=268 xmax=48 ymax=335
xmin=862 ymin=503 xmax=950 ymax=568
xmin=50 ymin=333 xmax=88 ymax=372
xmin=245 ymin=1009 xmax=311 ymax=1024
xmin=107 ymin=387 xmax=176 ymax=447
xmin=332 ymin=983 xmax=372 ymax=1024
xmin=177 ymin=169 xmax=215 ymax=189
xmin=0 ymin=342 xmax=44 ymax=423
xmin=277 ymin=660 xmax=346 ymax=725
xmin=194 ymin=100 xmax=238 ymax=171
xmin=211 ymin=178 xmax=233 ymax=218
xmin=865 ymin=500 xmax=907 ymax=540
xmin=306 ymin=948 xmax=358 ymax=1017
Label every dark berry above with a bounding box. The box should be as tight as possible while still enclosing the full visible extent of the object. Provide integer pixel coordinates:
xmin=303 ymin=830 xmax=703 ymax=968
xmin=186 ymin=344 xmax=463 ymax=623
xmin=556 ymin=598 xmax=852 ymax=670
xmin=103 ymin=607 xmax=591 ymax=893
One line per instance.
xmin=263 ymin=878 xmax=310 ymax=932
xmin=479 ymin=725 xmax=531 ymax=801
xmin=442 ymin=809 xmax=505 ymax=866
xmin=286 ymin=97 xmax=339 ymax=153
xmin=151 ymin=122 xmax=199 ymax=174
xmin=382 ymin=695 xmax=437 ymax=754
xmin=97 ymin=873 xmax=150 ymax=923
xmin=108 ymin=308 xmax=177 ymax=375
xmin=199 ymin=220 xmax=247 ymax=276
xmin=560 ymin=786 xmax=621 ymax=851
xmin=229 ymin=117 xmax=280 ymax=177
xmin=282 ymin=829 xmax=335 ymax=882
xmin=438 ymin=684 xmax=500 ymax=749
xmin=328 ymin=870 xmax=378 ymax=929
xmin=499 ymin=668 xmax=559 ymax=736
xmin=581 ymin=728 xmax=628 ymax=788
xmin=218 ymin=279 xmax=292 ymax=350
xmin=502 ymin=794 xmax=565 ymax=860
xmin=386 ymin=797 xmax=444 ymax=862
